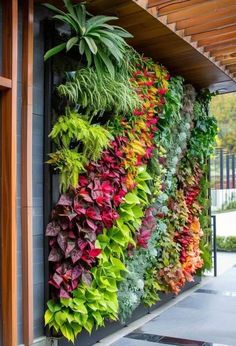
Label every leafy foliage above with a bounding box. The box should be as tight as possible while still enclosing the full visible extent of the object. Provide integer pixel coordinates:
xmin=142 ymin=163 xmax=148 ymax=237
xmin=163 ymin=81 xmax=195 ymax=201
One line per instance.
xmin=48 ymin=110 xmax=112 ymax=191
xmin=210 ymin=92 xmax=236 ymax=153
xmin=217 ymin=236 xmax=236 ymax=252
xmin=57 ymin=68 xmax=141 ymax=116
xmin=45 ymin=43 xmax=217 ymax=340
xmin=48 ymin=149 xmax=87 ymax=192
xmin=44 ymin=0 xmax=133 ymax=76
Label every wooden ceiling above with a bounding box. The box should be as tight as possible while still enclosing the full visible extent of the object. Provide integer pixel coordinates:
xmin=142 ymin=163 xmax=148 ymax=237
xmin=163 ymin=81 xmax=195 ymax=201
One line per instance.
xmin=35 ymin=0 xmax=236 ymax=93
xmin=147 ymin=0 xmax=236 ymax=86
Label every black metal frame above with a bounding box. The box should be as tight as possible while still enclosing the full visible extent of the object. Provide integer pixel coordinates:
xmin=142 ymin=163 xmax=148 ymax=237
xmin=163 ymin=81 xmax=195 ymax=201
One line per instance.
xmin=211 ymin=215 xmax=217 ymax=277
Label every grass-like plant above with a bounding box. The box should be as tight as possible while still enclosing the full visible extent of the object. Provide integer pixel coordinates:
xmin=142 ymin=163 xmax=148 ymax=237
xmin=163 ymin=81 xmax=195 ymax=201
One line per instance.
xmin=57 ymin=68 xmax=141 ymax=116
xmin=43 ymin=0 xmax=133 ymax=76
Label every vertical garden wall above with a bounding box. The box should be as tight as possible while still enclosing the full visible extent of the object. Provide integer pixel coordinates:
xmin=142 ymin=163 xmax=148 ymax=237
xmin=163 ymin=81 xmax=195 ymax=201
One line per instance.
xmin=43 ymin=1 xmax=217 ymax=344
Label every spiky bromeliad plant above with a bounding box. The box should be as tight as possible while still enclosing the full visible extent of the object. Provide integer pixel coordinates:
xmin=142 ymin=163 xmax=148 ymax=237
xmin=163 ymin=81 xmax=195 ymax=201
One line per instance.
xmin=43 ymin=0 xmax=133 ymax=76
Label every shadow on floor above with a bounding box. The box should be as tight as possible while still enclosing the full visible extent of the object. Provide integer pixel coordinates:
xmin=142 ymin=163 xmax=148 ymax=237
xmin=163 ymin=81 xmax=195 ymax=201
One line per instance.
xmin=112 ymin=266 xmax=236 ymax=346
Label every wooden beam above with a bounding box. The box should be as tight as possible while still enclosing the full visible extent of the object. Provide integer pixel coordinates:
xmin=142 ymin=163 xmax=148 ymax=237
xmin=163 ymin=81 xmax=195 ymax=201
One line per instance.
xmin=228 ymin=65 xmax=236 ymax=72
xmin=154 ymin=0 xmax=206 ymax=15
xmin=212 ymin=46 xmax=236 ymax=57
xmin=0 ymin=76 xmax=12 ymax=90
xmin=198 ymin=32 xmax=236 ymax=47
xmin=205 ymin=39 xmax=236 ymax=52
xmin=21 ymin=0 xmax=34 ymax=345
xmin=176 ymin=7 xmax=236 ymax=30
xmin=1 ymin=0 xmax=18 ymax=345
xmin=166 ymin=0 xmax=234 ymax=23
xmin=148 ymin=0 xmax=204 ymax=10
xmin=185 ymin=16 xmax=236 ymax=35
xmin=218 ymin=57 xmax=236 ymax=65
xmin=192 ymin=24 xmax=236 ymax=42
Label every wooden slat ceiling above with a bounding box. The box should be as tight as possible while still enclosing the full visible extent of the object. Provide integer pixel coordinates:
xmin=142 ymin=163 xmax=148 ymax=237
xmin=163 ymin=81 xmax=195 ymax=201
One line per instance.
xmin=35 ymin=0 xmax=236 ymax=93
xmin=146 ymin=0 xmax=236 ymax=92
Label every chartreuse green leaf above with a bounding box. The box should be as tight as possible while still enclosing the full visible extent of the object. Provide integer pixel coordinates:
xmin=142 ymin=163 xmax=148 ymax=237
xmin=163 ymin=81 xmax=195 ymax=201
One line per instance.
xmin=124 ymin=192 xmax=140 ymax=204
xmin=71 ymin=322 xmax=82 ymax=337
xmin=60 ymin=298 xmax=73 ymax=307
xmin=45 ymin=309 xmax=54 ymax=325
xmin=47 ymin=299 xmax=61 ymax=313
xmin=84 ymin=318 xmax=94 ymax=334
xmin=55 ymin=311 xmax=68 ymax=327
xmin=61 ymin=323 xmax=75 ymax=342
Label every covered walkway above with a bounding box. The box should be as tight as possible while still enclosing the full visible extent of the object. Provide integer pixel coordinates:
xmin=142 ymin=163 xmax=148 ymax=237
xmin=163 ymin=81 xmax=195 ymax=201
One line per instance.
xmin=105 ymin=265 xmax=236 ymax=346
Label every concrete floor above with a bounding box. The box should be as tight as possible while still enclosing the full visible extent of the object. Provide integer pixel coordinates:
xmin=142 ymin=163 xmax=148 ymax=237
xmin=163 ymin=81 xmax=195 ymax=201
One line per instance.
xmin=105 ymin=256 xmax=236 ymax=346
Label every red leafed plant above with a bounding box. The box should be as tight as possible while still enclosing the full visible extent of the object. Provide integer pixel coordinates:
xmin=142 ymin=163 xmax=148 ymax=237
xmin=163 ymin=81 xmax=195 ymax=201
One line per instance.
xmin=135 ymin=207 xmax=157 ymax=249
xmin=46 ymin=138 xmax=129 ymax=298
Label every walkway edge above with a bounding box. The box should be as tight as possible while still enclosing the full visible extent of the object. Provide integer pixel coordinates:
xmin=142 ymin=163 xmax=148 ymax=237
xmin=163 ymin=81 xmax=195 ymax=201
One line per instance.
xmin=95 ymin=276 xmax=213 ymax=346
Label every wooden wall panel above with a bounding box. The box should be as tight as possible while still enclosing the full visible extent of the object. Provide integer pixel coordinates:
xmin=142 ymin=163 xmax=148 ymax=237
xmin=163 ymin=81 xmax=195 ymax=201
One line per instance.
xmin=1 ymin=0 xmax=18 ymax=345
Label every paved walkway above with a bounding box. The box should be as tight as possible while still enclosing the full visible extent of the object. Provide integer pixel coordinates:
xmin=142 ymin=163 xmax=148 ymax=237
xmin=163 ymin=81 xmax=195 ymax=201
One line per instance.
xmin=108 ymin=265 xmax=236 ymax=346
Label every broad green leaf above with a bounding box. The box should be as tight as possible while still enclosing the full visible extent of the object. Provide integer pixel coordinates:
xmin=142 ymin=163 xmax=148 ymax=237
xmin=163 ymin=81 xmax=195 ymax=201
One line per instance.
xmin=60 ymin=297 xmax=72 ymax=307
xmin=110 ymin=256 xmax=127 ymax=271
xmin=61 ymin=323 xmax=75 ymax=342
xmin=44 ymin=43 xmax=66 ymax=61
xmin=55 ymin=311 xmax=67 ymax=327
xmin=79 ymin=39 xmax=85 ymax=55
xmin=45 ymin=309 xmax=54 ymax=325
xmin=132 ymin=206 xmax=144 ymax=218
xmin=71 ymin=322 xmax=82 ymax=337
xmin=137 ymin=170 xmax=152 ymax=181
xmin=97 ymin=48 xmax=115 ymax=77
xmin=92 ymin=311 xmax=104 ymax=327
xmin=66 ymin=36 xmax=79 ymax=51
xmin=138 ymin=181 xmax=151 ymax=194
xmin=73 ymin=299 xmax=88 ymax=314
xmin=53 ymin=14 xmax=79 ymax=33
xmin=86 ymin=15 xmax=118 ymax=32
xmin=124 ymin=192 xmax=140 ymax=204
xmin=84 ymin=36 xmax=98 ymax=54
xmin=43 ymin=3 xmax=66 ymax=15
xmin=84 ymin=318 xmax=94 ymax=334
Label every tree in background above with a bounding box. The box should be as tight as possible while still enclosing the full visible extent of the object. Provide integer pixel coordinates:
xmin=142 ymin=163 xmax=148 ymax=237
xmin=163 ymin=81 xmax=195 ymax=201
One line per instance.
xmin=210 ymin=93 xmax=236 ymax=152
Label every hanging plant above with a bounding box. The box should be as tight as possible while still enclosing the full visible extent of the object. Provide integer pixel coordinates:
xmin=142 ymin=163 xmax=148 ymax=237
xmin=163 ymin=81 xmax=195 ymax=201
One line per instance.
xmin=48 ymin=110 xmax=113 ymax=191
xmin=57 ymin=68 xmax=141 ymax=116
xmin=43 ymin=0 xmax=133 ymax=76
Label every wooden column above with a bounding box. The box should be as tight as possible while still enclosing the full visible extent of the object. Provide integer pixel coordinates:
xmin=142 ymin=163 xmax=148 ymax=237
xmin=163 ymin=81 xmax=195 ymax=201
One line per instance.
xmin=21 ymin=0 xmax=34 ymax=344
xmin=1 ymin=0 xmax=18 ymax=345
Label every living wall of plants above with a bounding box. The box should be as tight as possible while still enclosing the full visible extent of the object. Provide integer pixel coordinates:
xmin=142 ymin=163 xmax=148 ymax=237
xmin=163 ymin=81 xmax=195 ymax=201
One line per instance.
xmin=44 ymin=1 xmax=217 ymax=342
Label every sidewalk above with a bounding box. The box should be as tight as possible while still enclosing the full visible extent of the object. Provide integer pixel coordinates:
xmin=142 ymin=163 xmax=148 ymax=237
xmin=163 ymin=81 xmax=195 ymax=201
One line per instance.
xmin=97 ymin=263 xmax=236 ymax=346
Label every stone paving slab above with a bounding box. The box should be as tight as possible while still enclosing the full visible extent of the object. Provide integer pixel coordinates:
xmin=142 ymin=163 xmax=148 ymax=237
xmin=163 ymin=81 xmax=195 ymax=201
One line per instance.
xmin=112 ymin=337 xmax=174 ymax=345
xmin=112 ymin=267 xmax=236 ymax=346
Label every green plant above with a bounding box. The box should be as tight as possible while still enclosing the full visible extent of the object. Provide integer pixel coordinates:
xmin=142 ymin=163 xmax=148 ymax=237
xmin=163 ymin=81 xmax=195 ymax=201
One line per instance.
xmin=45 ymin=255 xmax=127 ymax=342
xmin=217 ymin=236 xmax=236 ymax=252
xmin=48 ymin=149 xmax=86 ymax=191
xmin=48 ymin=110 xmax=113 ymax=191
xmin=43 ymin=0 xmax=132 ymax=76
xmin=58 ymin=68 xmax=141 ymax=116
xmin=218 ymin=199 xmax=236 ymax=212
xmin=142 ymin=267 xmax=161 ymax=306
xmin=50 ymin=110 xmax=112 ymax=159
